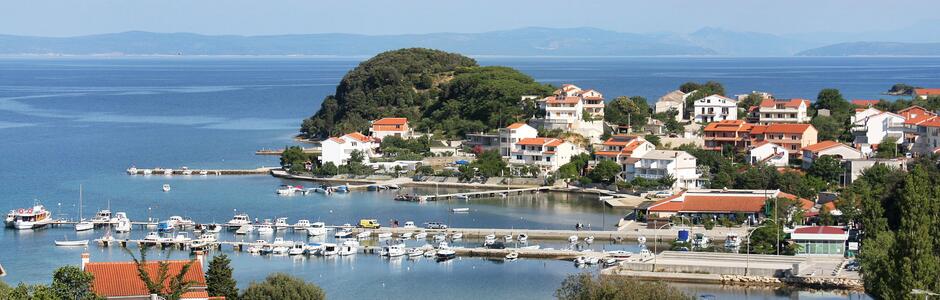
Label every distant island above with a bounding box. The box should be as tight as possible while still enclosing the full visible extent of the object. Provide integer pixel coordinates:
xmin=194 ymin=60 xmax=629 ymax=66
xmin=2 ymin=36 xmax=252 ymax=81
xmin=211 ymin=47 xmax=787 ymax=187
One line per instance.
xmin=2 ymin=27 xmax=939 ymax=57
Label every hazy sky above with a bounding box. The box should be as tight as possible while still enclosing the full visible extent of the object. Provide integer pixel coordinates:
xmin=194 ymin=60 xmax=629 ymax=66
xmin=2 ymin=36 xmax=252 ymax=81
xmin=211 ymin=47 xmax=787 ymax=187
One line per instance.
xmin=1 ymin=0 xmax=937 ymax=37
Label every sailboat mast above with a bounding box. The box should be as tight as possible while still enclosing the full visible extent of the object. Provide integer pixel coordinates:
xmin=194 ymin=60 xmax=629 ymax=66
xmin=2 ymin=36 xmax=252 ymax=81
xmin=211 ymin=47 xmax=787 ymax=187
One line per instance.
xmin=79 ymin=184 xmax=83 ymax=220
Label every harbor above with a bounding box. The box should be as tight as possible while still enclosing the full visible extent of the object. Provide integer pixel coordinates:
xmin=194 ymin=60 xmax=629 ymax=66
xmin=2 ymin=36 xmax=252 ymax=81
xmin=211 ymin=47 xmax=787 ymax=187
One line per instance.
xmin=125 ymin=166 xmax=275 ymax=176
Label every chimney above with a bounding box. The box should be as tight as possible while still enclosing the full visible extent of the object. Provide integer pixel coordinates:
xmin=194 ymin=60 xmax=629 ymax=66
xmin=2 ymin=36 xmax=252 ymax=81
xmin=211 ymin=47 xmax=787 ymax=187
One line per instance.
xmin=194 ymin=250 xmax=205 ymax=266
xmin=81 ymin=252 xmax=90 ymax=271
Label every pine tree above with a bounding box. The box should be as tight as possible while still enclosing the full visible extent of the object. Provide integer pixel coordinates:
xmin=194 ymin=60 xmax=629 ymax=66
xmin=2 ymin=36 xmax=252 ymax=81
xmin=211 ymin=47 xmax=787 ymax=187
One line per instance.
xmin=894 ymin=166 xmax=939 ymax=298
xmin=206 ymin=253 xmax=238 ymax=300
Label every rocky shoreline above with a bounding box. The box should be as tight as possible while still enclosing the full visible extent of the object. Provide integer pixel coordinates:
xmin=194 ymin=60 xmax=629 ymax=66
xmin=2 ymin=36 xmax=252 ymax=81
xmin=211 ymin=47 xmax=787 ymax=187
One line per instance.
xmin=720 ymin=274 xmax=864 ymax=291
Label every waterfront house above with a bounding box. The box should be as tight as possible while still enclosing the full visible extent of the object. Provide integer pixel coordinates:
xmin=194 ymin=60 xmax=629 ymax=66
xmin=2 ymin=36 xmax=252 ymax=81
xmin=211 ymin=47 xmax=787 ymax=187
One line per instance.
xmin=914 ymin=88 xmax=940 ymax=100
xmin=748 ymin=141 xmax=789 ymax=167
xmin=802 ymin=141 xmax=862 ymax=170
xmin=319 ymin=132 xmax=378 ymax=166
xmin=850 ymin=109 xmax=905 ymax=154
xmin=370 ymin=117 xmax=412 ymax=140
xmin=594 ymin=135 xmax=655 ymax=176
xmin=843 ymin=158 xmax=908 ymax=185
xmin=81 ymin=252 xmax=210 ymax=300
xmin=654 ymin=90 xmax=690 ymax=122
xmin=498 ymin=122 xmax=538 ymax=158
xmin=703 ymin=120 xmax=754 ymax=152
xmin=508 ymin=137 xmax=583 ymax=174
xmin=622 ymin=150 xmax=701 ymax=190
xmin=749 ymin=123 xmax=818 ymax=155
xmin=540 ymin=84 xmax=606 ymax=142
xmin=754 ymin=98 xmax=811 ymax=124
xmin=642 ymin=189 xmax=814 ymax=224
xmin=693 ymin=94 xmax=738 ymax=123
xmin=790 ymin=226 xmax=849 ymax=256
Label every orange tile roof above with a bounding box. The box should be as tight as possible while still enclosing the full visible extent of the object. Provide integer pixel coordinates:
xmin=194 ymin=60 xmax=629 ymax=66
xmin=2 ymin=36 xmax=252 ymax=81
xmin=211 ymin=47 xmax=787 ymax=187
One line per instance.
xmin=546 ymin=139 xmax=564 ymax=147
xmin=516 ymin=137 xmax=562 ymax=146
xmin=506 ymin=123 xmax=527 ymax=129
xmin=703 ymin=120 xmax=749 ymax=132
xmin=760 ymin=98 xmax=809 ymax=108
xmin=546 ymin=96 xmax=582 ymax=104
xmin=920 ymin=116 xmax=940 ymax=128
xmin=372 ymin=117 xmax=408 ymax=126
xmin=85 ymin=260 xmax=206 ymax=298
xmin=906 ymin=113 xmax=935 ymax=125
xmin=343 ymin=132 xmax=372 ymax=143
xmin=649 ymin=191 xmax=810 ymax=213
xmin=802 ymin=140 xmax=845 ymax=153
xmin=914 ymin=88 xmax=940 ymax=96
xmin=328 ymin=137 xmax=345 ymax=144
xmin=898 ymin=105 xmax=930 ymax=114
xmin=851 ymin=99 xmax=880 ymax=107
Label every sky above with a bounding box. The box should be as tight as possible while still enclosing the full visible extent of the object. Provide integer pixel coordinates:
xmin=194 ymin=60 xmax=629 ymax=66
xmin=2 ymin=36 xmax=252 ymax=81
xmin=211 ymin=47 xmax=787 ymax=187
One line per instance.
xmin=1 ymin=0 xmax=938 ymax=37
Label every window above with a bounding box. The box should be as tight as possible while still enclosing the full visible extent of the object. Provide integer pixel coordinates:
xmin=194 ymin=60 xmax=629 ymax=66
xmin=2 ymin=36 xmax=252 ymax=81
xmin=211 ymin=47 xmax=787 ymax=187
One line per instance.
xmin=545 ymin=157 xmax=552 ymax=162
xmin=791 ymin=144 xmax=797 ymax=150
xmin=791 ymin=135 xmax=798 ymax=140
xmin=516 ymin=155 xmax=523 ymax=160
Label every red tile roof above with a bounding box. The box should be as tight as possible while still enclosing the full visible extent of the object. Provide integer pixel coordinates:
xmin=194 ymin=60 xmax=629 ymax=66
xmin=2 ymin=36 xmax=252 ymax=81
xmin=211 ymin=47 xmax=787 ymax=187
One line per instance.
xmin=516 ymin=137 xmax=563 ymax=146
xmin=703 ymin=120 xmax=749 ymax=132
xmin=648 ymin=190 xmax=811 ymax=214
xmin=920 ymin=116 xmax=940 ymax=128
xmin=546 ymin=96 xmax=582 ymax=104
xmin=760 ymin=98 xmax=809 ymax=108
xmin=343 ymin=132 xmax=372 ymax=143
xmin=372 ymin=117 xmax=408 ymax=126
xmin=802 ymin=141 xmax=846 ymax=153
xmin=793 ymin=226 xmax=846 ymax=235
xmin=914 ymin=88 xmax=940 ymax=96
xmin=759 ymin=123 xmax=814 ymax=135
xmin=85 ymin=260 xmax=206 ymax=298
xmin=506 ymin=123 xmax=527 ymax=129
xmin=851 ymin=99 xmax=880 ymax=107
xmin=328 ymin=137 xmax=345 ymax=144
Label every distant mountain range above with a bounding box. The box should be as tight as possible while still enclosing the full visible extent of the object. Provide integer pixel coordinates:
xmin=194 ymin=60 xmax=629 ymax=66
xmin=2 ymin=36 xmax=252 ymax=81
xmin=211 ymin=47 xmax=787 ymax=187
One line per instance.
xmin=1 ymin=26 xmax=939 ymax=57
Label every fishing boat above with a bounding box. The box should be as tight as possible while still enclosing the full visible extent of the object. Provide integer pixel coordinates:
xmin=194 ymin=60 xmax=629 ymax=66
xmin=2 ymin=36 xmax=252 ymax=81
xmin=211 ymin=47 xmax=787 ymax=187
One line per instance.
xmin=257 ymin=224 xmax=274 ymax=235
xmin=399 ymin=232 xmax=413 ymax=239
xmin=357 ymin=231 xmax=372 ymax=239
xmin=293 ymin=219 xmax=311 ymax=230
xmin=451 ymin=208 xmax=470 ymax=213
xmin=321 ymin=243 xmax=338 ymax=256
xmin=381 ymin=244 xmax=406 ymax=257
xmin=307 ymin=222 xmax=327 ymax=236
xmin=114 ymin=219 xmax=132 ymax=233
xmin=55 ymin=239 xmax=89 ymax=247
xmin=91 ymin=210 xmax=113 ymax=224
xmin=505 ymin=252 xmax=519 ymax=260
xmin=435 ymin=249 xmax=456 ymax=261
xmin=235 ymin=224 xmax=254 ymax=235
xmin=407 ymin=248 xmax=424 ymax=257
xmin=162 ymin=184 xmax=171 ymax=192
xmin=11 ymin=203 xmax=53 ymax=230
xmin=517 ymin=233 xmax=527 ymax=243
xmin=274 ymin=218 xmax=289 ymax=230
xmin=226 ymin=213 xmax=251 ymax=227
xmin=339 ymin=240 xmax=358 ymax=256
xmin=288 ymin=243 xmax=306 ymax=255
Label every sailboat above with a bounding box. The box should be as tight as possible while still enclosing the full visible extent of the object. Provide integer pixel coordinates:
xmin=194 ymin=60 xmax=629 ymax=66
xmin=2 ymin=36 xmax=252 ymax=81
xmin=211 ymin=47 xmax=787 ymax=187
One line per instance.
xmin=75 ymin=185 xmax=94 ymax=232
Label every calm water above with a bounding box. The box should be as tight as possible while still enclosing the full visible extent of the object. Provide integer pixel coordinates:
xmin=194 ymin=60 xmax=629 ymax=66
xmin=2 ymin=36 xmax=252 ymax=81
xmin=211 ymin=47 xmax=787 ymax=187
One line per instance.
xmin=1 ymin=56 xmax=925 ymax=299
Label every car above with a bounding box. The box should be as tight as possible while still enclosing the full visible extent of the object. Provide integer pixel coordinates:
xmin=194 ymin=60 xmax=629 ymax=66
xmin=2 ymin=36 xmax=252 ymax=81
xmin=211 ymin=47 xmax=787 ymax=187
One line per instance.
xmin=425 ymin=222 xmax=448 ymax=229
xmin=358 ymin=219 xmax=381 ymax=229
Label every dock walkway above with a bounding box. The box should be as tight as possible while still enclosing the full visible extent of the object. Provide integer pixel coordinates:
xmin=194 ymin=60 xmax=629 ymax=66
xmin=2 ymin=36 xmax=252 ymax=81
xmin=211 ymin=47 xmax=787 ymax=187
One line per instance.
xmin=417 ymin=186 xmax=551 ymax=201
xmin=127 ymin=167 xmax=273 ymax=176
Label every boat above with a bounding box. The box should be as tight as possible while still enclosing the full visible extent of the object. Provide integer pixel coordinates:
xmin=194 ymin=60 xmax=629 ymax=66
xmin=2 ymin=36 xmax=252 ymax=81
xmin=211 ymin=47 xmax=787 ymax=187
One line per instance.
xmin=676 ymin=228 xmax=692 ymax=243
xmin=235 ymin=224 xmax=254 ymax=235
xmin=451 ymin=233 xmax=463 ymax=240
xmin=605 ymin=250 xmax=632 ymax=258
xmin=182 ymin=170 xmax=193 ymax=176
xmin=272 ymin=244 xmax=290 ymax=255
xmin=399 ymin=232 xmax=413 ymax=239
xmin=168 ymin=216 xmax=194 ymax=228
xmin=434 ymin=233 xmax=447 ymax=241
xmin=333 ymin=185 xmax=349 ymax=193
xmin=157 ymin=220 xmax=175 ymax=232
xmin=307 ymin=222 xmax=327 ymax=236
xmin=304 ymin=243 xmax=323 ymax=255
xmin=520 ymin=245 xmax=541 ymax=250
xmin=276 ymin=184 xmax=297 ymax=195
xmin=142 ymin=169 xmax=153 ymax=175
xmin=415 ymin=232 xmax=428 ymax=239
xmin=114 ymin=219 xmax=132 ymax=233
xmin=574 ymin=256 xmax=587 ymax=265
xmin=505 ymin=252 xmax=519 ymax=260
xmin=55 ymin=239 xmax=89 ymax=247
xmin=293 ymin=219 xmax=311 ymax=230
xmin=603 ymin=258 xmax=619 ymax=267
xmin=377 ymin=232 xmax=393 ymax=239
xmin=162 ymin=184 xmax=171 ymax=192
xmin=725 ymin=232 xmax=742 ymax=248
xmin=451 ymin=208 xmax=470 ymax=213
xmin=386 ymin=184 xmax=400 ymax=189
xmin=381 ymin=244 xmax=406 ymax=257
xmin=247 ymin=240 xmax=267 ymax=254
xmin=424 ymin=250 xmax=437 ymax=257
xmin=144 ymin=232 xmax=161 ymax=241
xmin=5 ymin=210 xmax=15 ymax=227
xmin=437 ymin=241 xmax=450 ymax=249
xmin=504 ymin=234 xmax=513 ymax=242
xmin=199 ymin=170 xmax=208 ymax=176
xmin=335 ymin=228 xmax=353 ymax=238
xmin=692 ymin=233 xmax=711 ymax=248
xmin=274 ymin=217 xmax=289 ymax=230
xmin=163 ymin=168 xmax=173 ymax=176
xmin=288 ymin=243 xmax=306 ymax=255
xmin=484 ymin=234 xmax=496 ymax=245
xmin=126 ymin=166 xmax=138 ymax=175
xmin=173 ymin=232 xmax=192 ymax=243
xmin=257 ymin=224 xmax=274 ymax=234
xmin=455 ymin=195 xmax=469 ymax=200
xmin=585 ymin=257 xmax=600 ymax=265
xmin=357 ymin=231 xmax=372 ymax=239
xmin=226 ymin=213 xmax=251 ymax=227
xmin=403 ymin=221 xmax=417 ymax=228
xmin=435 ymin=249 xmax=456 ymax=261
xmin=321 ymin=243 xmax=338 ymax=256
xmin=111 ymin=212 xmax=129 ymax=223
xmin=189 ymin=239 xmax=210 ymax=250
xmin=517 ymin=233 xmax=527 ymax=242
xmin=584 ymin=236 xmax=595 ymax=244
xmin=75 ymin=185 xmax=94 ymax=232
xmin=204 ymin=223 xmax=221 ymax=233
xmin=339 ymin=240 xmax=358 ymax=256
xmin=568 ymin=235 xmax=578 ymax=243
xmin=91 ymin=210 xmax=112 ymax=224
xmin=637 ymin=236 xmax=647 ymax=244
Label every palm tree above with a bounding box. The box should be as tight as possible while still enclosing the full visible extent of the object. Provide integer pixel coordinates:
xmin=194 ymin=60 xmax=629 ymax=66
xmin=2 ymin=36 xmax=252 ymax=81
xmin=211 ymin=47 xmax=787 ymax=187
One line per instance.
xmin=123 ymin=247 xmax=197 ymax=300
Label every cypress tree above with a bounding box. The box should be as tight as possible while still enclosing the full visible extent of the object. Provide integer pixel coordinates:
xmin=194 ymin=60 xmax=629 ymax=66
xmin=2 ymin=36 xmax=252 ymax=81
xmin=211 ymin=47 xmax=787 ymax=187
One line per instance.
xmin=206 ymin=253 xmax=239 ymax=300
xmin=894 ymin=166 xmax=939 ymax=297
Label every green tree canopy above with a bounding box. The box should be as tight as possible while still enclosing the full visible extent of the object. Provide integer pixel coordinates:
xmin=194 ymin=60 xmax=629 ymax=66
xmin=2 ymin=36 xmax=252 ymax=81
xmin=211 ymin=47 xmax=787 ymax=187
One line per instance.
xmin=206 ymin=253 xmax=239 ymax=300
xmin=240 ymin=273 xmax=325 ymax=300
xmin=875 ymin=136 xmax=900 ymax=158
xmin=554 ymin=273 xmax=691 ymax=300
xmin=589 ymin=160 xmax=622 ymax=184
xmin=51 ymin=265 xmax=99 ymax=300
xmin=604 ymin=96 xmax=650 ymax=130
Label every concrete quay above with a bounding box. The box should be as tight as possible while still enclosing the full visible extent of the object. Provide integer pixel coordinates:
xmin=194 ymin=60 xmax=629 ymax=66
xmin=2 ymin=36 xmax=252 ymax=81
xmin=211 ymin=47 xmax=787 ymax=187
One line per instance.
xmin=127 ymin=167 xmax=274 ymax=176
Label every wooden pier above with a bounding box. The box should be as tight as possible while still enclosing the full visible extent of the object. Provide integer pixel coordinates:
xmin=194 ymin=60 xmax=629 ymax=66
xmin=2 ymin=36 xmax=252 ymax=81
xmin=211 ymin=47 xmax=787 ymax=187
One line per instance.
xmin=125 ymin=167 xmax=274 ymax=176
xmin=417 ymin=186 xmax=552 ymax=201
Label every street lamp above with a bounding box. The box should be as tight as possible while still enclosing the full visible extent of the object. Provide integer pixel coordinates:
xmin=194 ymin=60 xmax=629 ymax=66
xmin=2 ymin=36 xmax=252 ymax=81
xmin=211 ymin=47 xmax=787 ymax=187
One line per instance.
xmin=744 ymin=222 xmax=763 ymax=276
xmin=652 ymin=222 xmax=672 ymax=269
xmin=912 ymin=289 xmax=939 ymax=300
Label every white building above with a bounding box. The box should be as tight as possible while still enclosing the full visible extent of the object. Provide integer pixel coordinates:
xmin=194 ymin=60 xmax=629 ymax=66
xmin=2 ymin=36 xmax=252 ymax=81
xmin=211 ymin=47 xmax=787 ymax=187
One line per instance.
xmin=693 ymin=94 xmax=738 ymax=123
xmin=654 ymin=90 xmax=691 ymax=122
xmin=850 ymin=109 xmax=905 ymax=155
xmin=499 ymin=123 xmax=538 ymax=157
xmin=843 ymin=158 xmax=907 ymax=185
xmin=594 ymin=135 xmax=656 ymax=174
xmin=319 ymin=132 xmax=378 ymax=166
xmin=509 ymin=137 xmax=583 ymax=174
xmin=801 ymin=141 xmax=863 ymax=169
xmin=623 ymin=150 xmax=701 ymax=190
xmin=755 ymin=98 xmax=811 ymax=124
xmin=540 ymin=84 xmax=607 ymax=143
xmin=370 ymin=117 xmax=412 ymax=140
xmin=748 ymin=142 xmax=789 ymax=167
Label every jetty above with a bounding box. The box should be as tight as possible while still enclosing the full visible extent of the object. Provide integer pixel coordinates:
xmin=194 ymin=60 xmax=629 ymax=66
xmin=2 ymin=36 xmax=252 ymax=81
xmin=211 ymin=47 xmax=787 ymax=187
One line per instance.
xmin=255 ymin=147 xmax=321 ymax=156
xmin=125 ymin=167 xmax=274 ymax=176
xmin=416 ymin=186 xmax=552 ymax=201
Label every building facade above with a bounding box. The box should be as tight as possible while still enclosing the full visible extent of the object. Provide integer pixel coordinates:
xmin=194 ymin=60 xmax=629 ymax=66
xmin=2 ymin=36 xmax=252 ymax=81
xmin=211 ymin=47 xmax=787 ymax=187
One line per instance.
xmin=594 ymin=135 xmax=655 ymax=175
xmin=693 ymin=94 xmax=738 ymax=123
xmin=623 ymin=150 xmax=702 ymax=190
xmin=850 ymin=109 xmax=905 ymax=154
xmin=654 ymin=90 xmax=689 ymax=122
xmin=508 ymin=137 xmax=583 ymax=173
xmin=370 ymin=117 xmax=412 ymax=140
xmin=319 ymin=132 xmax=378 ymax=166
xmin=755 ymin=98 xmax=811 ymax=124
xmin=801 ymin=141 xmax=863 ymax=170
xmin=748 ymin=142 xmax=789 ymax=167
xmin=498 ymin=123 xmax=538 ymax=157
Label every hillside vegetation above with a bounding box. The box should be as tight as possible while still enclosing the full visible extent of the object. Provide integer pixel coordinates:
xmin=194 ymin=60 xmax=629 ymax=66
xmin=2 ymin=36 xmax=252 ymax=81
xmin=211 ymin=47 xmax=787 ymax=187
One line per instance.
xmin=301 ymin=48 xmax=552 ymax=138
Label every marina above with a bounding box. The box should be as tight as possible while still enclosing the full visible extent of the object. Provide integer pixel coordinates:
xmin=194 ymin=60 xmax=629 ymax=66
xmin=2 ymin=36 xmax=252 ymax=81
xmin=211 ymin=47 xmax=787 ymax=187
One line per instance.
xmin=125 ymin=166 xmax=275 ymax=176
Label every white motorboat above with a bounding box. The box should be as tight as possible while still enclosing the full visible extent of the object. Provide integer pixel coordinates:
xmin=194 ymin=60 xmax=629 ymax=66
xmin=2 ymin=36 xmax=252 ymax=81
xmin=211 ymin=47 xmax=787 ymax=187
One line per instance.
xmin=434 ymin=233 xmax=447 ymax=241
xmin=5 ymin=210 xmax=15 ymax=227
xmin=182 ymin=169 xmax=193 ymax=176
xmin=586 ymin=257 xmax=600 ymax=265
xmin=415 ymin=232 xmax=428 ymax=239
xmin=321 ymin=243 xmax=338 ymax=256
xmin=257 ymin=224 xmax=274 ymax=234
xmin=357 ymin=231 xmax=372 ymax=239
xmin=272 ymin=245 xmax=290 ymax=255
xmin=335 ymin=228 xmax=353 ymax=238
xmin=407 ymin=248 xmax=424 ymax=257
xmin=437 ymin=241 xmax=449 ymax=249
xmin=144 ymin=232 xmax=161 ymax=241
xmin=226 ymin=213 xmax=251 ymax=227
xmin=517 ymin=233 xmax=527 ymax=243
xmin=197 ymin=233 xmax=217 ymax=242
xmin=424 ymin=250 xmax=437 ymax=257
xmin=605 ymin=250 xmax=632 ymax=258
xmin=381 ymin=244 xmax=406 ymax=257
xmin=451 ymin=208 xmax=470 ymax=213
xmin=173 ymin=232 xmax=192 ymax=243
xmin=199 ymin=170 xmax=208 ymax=176
xmin=520 ymin=245 xmax=541 ymax=250
xmin=168 ymin=216 xmax=194 ymax=228
xmin=55 ymin=239 xmax=89 ymax=247
xmin=11 ymin=204 xmax=53 ymax=230
xmin=111 ymin=212 xmax=129 ymax=223
xmin=204 ymin=223 xmax=222 ymax=233
xmin=75 ymin=221 xmax=94 ymax=232
xmin=568 ymin=235 xmax=579 ymax=243
xmin=114 ymin=219 xmax=132 ymax=233
xmin=339 ymin=240 xmax=358 ymax=256
xmin=724 ymin=232 xmax=742 ymax=248
xmin=293 ymin=219 xmax=311 ymax=230
xmin=304 ymin=243 xmax=323 ymax=255
xmin=274 ymin=218 xmax=289 ymax=230
xmin=399 ymin=232 xmax=413 ymax=239
xmin=126 ymin=166 xmax=138 ymax=175
xmin=574 ymin=256 xmax=587 ymax=265
xmin=505 ymin=252 xmax=519 ymax=260
xmin=455 ymin=195 xmax=469 ymax=200
xmin=584 ymin=236 xmax=595 ymax=244
xmin=235 ymin=224 xmax=254 ymax=235
xmin=377 ymin=232 xmax=393 ymax=239
xmin=247 ymin=240 xmax=268 ymax=254
xmin=162 ymin=184 xmax=171 ymax=192
xmin=163 ymin=169 xmax=173 ymax=176
xmin=288 ymin=243 xmax=306 ymax=255
xmin=484 ymin=234 xmax=496 ymax=244
xmin=692 ymin=233 xmax=711 ymax=248
xmin=91 ymin=210 xmax=112 ymax=224
xmin=142 ymin=169 xmax=153 ymax=175
xmin=307 ymin=222 xmax=327 ymax=236
xmin=451 ymin=233 xmax=463 ymax=240
xmin=189 ymin=239 xmax=210 ymax=250
xmin=504 ymin=234 xmax=512 ymax=242
xmin=637 ymin=236 xmax=647 ymax=244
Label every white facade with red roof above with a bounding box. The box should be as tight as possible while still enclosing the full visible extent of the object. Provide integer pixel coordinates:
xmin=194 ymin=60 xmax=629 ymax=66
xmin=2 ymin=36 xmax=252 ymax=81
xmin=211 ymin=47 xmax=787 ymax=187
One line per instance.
xmin=623 ymin=150 xmax=701 ymax=190
xmin=540 ymin=84 xmax=606 ymax=142
xmin=914 ymin=88 xmax=940 ymax=100
xmin=643 ymin=189 xmax=815 ymax=221
xmin=790 ymin=226 xmax=850 ymax=256
xmin=594 ymin=135 xmax=655 ymax=171
xmin=498 ymin=122 xmax=538 ymax=157
xmin=801 ymin=141 xmax=862 ymax=169
xmin=508 ymin=137 xmax=583 ymax=173
xmin=850 ymin=109 xmax=905 ymax=154
xmin=370 ymin=117 xmax=412 ymax=140
xmin=748 ymin=142 xmax=789 ymax=167
xmin=755 ymin=98 xmax=811 ymax=124
xmin=319 ymin=132 xmax=378 ymax=166
xmin=693 ymin=94 xmax=738 ymax=123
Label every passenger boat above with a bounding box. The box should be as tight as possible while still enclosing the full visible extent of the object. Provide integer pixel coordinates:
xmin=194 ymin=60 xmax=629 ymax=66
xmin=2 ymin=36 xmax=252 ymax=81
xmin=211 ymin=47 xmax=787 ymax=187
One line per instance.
xmin=381 ymin=244 xmax=406 ymax=257
xmin=235 ymin=224 xmax=254 ymax=235
xmin=274 ymin=218 xmax=289 ymax=230
xmin=517 ymin=233 xmax=527 ymax=242
xmin=55 ymin=239 xmax=89 ymax=247
xmin=91 ymin=210 xmax=113 ymax=224
xmin=435 ymin=249 xmax=456 ymax=261
xmin=307 ymin=222 xmax=327 ymax=236
xmin=226 ymin=213 xmax=251 ymax=227
xmin=505 ymin=252 xmax=519 ymax=260
xmin=257 ymin=224 xmax=274 ymax=234
xmin=11 ymin=204 xmax=53 ymax=230
xmin=293 ymin=219 xmax=311 ymax=230
xmin=724 ymin=232 xmax=741 ymax=248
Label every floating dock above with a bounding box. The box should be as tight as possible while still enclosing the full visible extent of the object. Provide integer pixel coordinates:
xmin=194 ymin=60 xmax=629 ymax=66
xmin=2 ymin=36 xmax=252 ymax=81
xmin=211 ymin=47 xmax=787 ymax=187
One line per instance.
xmin=126 ymin=167 xmax=274 ymax=176
xmin=255 ymin=147 xmax=321 ymax=156
xmin=416 ymin=187 xmax=552 ymax=201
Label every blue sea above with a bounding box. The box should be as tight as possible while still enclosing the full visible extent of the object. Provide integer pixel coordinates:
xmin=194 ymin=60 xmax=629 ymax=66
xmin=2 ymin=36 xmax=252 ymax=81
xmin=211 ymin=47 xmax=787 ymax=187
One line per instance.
xmin=3 ymin=56 xmax=928 ymax=299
